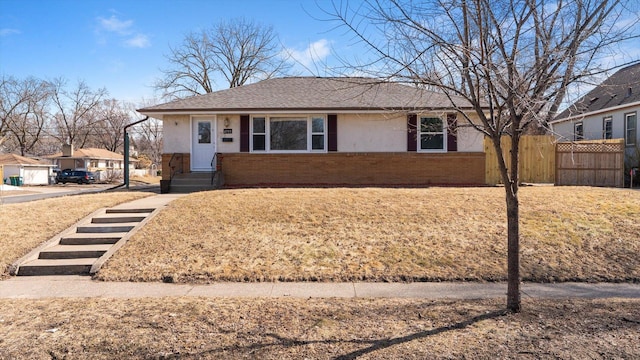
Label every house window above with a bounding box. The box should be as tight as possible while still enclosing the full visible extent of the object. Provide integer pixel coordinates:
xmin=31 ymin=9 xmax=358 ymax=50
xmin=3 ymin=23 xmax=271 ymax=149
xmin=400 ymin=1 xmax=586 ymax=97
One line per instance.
xmin=419 ymin=116 xmax=447 ymax=152
xmin=89 ymin=160 xmax=98 ymax=168
xmin=270 ymin=117 xmax=307 ymax=151
xmin=250 ymin=116 xmax=326 ymax=152
xmin=625 ymin=112 xmax=637 ymax=146
xmin=312 ymin=117 xmax=325 ymax=150
xmin=252 ymin=117 xmax=266 ymax=151
xmin=603 ymin=117 xmax=612 ymax=139
xmin=574 ymin=122 xmax=584 ymax=141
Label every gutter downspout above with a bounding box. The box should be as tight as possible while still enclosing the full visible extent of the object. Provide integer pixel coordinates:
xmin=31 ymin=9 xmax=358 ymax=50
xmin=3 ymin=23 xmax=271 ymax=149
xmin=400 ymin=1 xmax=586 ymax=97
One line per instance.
xmin=124 ymin=116 xmax=149 ymax=189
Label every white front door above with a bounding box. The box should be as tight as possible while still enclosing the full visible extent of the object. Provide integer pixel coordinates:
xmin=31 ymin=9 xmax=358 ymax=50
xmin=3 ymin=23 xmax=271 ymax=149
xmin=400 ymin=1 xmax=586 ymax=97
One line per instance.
xmin=191 ymin=117 xmax=216 ymax=171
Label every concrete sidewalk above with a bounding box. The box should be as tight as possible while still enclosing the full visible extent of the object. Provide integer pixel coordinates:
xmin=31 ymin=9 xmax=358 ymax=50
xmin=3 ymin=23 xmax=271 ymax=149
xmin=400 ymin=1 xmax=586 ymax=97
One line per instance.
xmin=1 ymin=276 xmax=639 ymax=299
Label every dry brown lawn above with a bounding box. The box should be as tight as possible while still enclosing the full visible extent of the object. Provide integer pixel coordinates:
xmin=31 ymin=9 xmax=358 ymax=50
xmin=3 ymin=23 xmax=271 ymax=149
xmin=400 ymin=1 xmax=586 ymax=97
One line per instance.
xmin=1 ymin=297 xmax=638 ymax=359
xmin=0 ymin=191 xmax=153 ymax=278
xmin=97 ymin=187 xmax=640 ymax=283
xmin=130 ymin=175 xmax=161 ymax=184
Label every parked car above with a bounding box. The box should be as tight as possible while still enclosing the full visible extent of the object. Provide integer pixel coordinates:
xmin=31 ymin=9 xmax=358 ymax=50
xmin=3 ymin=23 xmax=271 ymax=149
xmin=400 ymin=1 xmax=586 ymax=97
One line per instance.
xmin=55 ymin=170 xmax=96 ymax=184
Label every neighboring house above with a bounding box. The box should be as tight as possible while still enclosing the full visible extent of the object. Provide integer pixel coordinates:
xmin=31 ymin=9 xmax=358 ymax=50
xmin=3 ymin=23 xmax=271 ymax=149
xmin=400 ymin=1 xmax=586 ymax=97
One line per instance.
xmin=138 ymin=77 xmax=487 ymax=189
xmin=551 ymin=63 xmax=640 ymax=169
xmin=0 ymin=153 xmax=56 ymax=185
xmin=46 ymin=145 xmax=137 ymax=181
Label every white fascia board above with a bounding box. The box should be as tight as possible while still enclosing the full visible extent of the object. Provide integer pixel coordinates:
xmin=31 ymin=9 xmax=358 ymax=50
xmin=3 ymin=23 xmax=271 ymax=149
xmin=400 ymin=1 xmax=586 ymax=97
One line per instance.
xmin=550 ymin=100 xmax=640 ymax=124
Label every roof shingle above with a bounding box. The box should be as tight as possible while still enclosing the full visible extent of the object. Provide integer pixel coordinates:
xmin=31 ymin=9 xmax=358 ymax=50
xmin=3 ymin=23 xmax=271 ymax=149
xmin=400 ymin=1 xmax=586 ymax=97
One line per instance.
xmin=138 ymin=77 xmax=475 ymax=114
xmin=556 ymin=63 xmax=640 ymax=119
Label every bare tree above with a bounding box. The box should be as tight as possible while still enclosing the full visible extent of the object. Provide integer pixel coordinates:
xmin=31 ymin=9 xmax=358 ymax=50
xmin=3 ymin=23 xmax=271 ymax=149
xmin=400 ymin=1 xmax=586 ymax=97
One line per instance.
xmin=0 ymin=76 xmax=52 ymax=155
xmin=90 ymin=99 xmax=133 ymax=152
xmin=134 ymin=117 xmax=163 ymax=167
xmin=327 ymin=0 xmax=639 ymax=312
xmin=155 ymin=18 xmax=290 ymax=99
xmin=49 ymin=78 xmax=108 ymax=148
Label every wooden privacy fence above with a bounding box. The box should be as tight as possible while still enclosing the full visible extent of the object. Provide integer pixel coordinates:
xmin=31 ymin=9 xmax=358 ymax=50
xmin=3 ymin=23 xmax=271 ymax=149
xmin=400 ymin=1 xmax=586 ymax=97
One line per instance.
xmin=485 ymin=135 xmax=556 ymax=184
xmin=555 ymin=139 xmax=624 ymax=187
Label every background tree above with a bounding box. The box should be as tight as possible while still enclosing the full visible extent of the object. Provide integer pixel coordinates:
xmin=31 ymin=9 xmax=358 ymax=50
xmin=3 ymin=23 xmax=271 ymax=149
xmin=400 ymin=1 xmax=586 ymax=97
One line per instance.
xmin=90 ymin=99 xmax=133 ymax=152
xmin=4 ymin=77 xmax=51 ymax=155
xmin=155 ymin=17 xmax=290 ymax=99
xmin=134 ymin=117 xmax=163 ymax=167
xmin=50 ymin=78 xmax=107 ymax=148
xmin=327 ymin=0 xmax=639 ymax=312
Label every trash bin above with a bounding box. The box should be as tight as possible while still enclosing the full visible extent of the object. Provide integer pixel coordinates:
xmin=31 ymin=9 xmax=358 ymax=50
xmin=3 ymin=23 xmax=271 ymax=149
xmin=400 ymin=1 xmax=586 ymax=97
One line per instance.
xmin=16 ymin=176 xmax=23 ymax=186
xmin=9 ymin=176 xmax=17 ymax=186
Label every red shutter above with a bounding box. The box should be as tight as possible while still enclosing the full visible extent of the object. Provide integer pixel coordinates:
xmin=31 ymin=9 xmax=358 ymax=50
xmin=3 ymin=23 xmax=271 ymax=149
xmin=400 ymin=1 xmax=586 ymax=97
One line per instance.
xmin=328 ymin=114 xmax=337 ymax=152
xmin=447 ymin=113 xmax=458 ymax=152
xmin=407 ymin=114 xmax=417 ymax=152
xmin=240 ymin=115 xmax=249 ymax=152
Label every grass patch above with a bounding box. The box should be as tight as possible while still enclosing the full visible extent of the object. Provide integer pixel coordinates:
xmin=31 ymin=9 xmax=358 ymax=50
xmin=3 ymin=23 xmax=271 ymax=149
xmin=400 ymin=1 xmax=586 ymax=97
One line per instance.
xmin=96 ymin=187 xmax=640 ymax=283
xmin=1 ymin=297 xmax=638 ymax=359
xmin=0 ymin=191 xmax=154 ymax=277
xmin=130 ymin=175 xmax=161 ymax=184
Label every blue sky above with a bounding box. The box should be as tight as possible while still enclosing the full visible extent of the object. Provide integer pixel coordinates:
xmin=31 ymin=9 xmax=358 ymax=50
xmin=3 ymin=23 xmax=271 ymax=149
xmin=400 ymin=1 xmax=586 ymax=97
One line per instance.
xmin=1 ymin=0 xmax=638 ymax=106
xmin=0 ymin=0 xmax=352 ymax=103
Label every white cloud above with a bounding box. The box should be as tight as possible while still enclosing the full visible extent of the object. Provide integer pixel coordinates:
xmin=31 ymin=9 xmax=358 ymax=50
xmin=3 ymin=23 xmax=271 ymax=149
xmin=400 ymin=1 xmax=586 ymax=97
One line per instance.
xmin=96 ymin=14 xmax=150 ymax=48
xmin=287 ymin=39 xmax=331 ymax=68
xmin=98 ymin=15 xmax=133 ymax=35
xmin=0 ymin=28 xmax=20 ymax=37
xmin=125 ymin=34 xmax=150 ymax=48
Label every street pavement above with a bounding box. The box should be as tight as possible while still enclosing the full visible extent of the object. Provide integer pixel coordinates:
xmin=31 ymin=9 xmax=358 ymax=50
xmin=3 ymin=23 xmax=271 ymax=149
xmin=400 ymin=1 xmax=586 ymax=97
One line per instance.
xmin=0 ymin=183 xmax=158 ymax=204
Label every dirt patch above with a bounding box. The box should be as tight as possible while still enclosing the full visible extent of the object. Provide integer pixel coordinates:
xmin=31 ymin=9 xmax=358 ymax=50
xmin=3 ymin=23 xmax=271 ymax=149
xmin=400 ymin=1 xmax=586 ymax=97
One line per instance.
xmin=1 ymin=297 xmax=638 ymax=359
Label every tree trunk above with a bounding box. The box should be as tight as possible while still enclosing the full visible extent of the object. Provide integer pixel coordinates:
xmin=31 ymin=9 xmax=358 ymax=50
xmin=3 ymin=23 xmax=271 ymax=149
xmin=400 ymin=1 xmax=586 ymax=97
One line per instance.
xmin=506 ymin=132 xmax=521 ymax=313
xmin=505 ymin=185 xmax=521 ymax=312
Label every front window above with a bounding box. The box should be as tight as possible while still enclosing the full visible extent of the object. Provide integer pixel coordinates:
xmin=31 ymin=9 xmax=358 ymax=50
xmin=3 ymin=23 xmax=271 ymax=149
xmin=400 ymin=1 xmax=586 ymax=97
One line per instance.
xmin=270 ymin=118 xmax=307 ymax=151
xmin=419 ymin=116 xmax=446 ymax=152
xmin=625 ymin=112 xmax=637 ymax=146
xmin=603 ymin=117 xmax=612 ymax=139
xmin=574 ymin=122 xmax=584 ymax=141
xmin=251 ymin=116 xmax=326 ymax=152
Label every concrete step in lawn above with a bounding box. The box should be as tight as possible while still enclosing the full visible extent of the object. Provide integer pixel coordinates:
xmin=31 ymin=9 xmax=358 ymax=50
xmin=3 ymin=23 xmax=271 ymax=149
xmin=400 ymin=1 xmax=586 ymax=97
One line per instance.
xmin=13 ymin=208 xmax=157 ymax=277
xmin=38 ymin=244 xmax=113 ymax=259
xmin=16 ymin=258 xmax=97 ymax=276
xmin=59 ymin=233 xmax=128 ymax=245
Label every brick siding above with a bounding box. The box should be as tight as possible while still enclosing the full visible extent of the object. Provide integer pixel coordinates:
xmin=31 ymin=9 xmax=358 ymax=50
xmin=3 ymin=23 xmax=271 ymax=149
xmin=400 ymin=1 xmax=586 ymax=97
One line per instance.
xmin=217 ymin=152 xmax=485 ymax=186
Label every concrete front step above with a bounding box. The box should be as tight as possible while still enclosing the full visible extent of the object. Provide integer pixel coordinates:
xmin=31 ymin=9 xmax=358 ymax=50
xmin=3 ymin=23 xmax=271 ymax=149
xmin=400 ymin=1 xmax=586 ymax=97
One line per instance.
xmin=38 ymin=244 xmax=112 ymax=259
xmin=170 ymin=185 xmax=217 ymax=193
xmin=76 ymin=223 xmax=138 ymax=233
xmin=59 ymin=233 xmax=127 ymax=245
xmin=17 ymin=258 xmax=96 ymax=276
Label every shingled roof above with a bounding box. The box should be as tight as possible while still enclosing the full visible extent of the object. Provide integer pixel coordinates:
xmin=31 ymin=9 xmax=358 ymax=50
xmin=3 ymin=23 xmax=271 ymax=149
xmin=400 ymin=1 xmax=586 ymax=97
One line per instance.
xmin=556 ymin=63 xmax=640 ymax=120
xmin=0 ymin=153 xmax=52 ymax=166
xmin=46 ymin=148 xmax=126 ymax=160
xmin=138 ymin=77 xmax=475 ymax=117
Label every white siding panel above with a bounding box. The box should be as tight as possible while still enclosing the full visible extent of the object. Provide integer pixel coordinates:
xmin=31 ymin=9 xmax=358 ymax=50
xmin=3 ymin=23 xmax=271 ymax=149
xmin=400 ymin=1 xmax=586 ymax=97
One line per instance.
xmin=216 ymin=115 xmax=240 ymax=153
xmin=163 ymin=115 xmax=191 ymax=153
xmin=337 ymin=113 xmax=406 ymax=152
xmin=457 ymin=126 xmax=484 ymax=152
